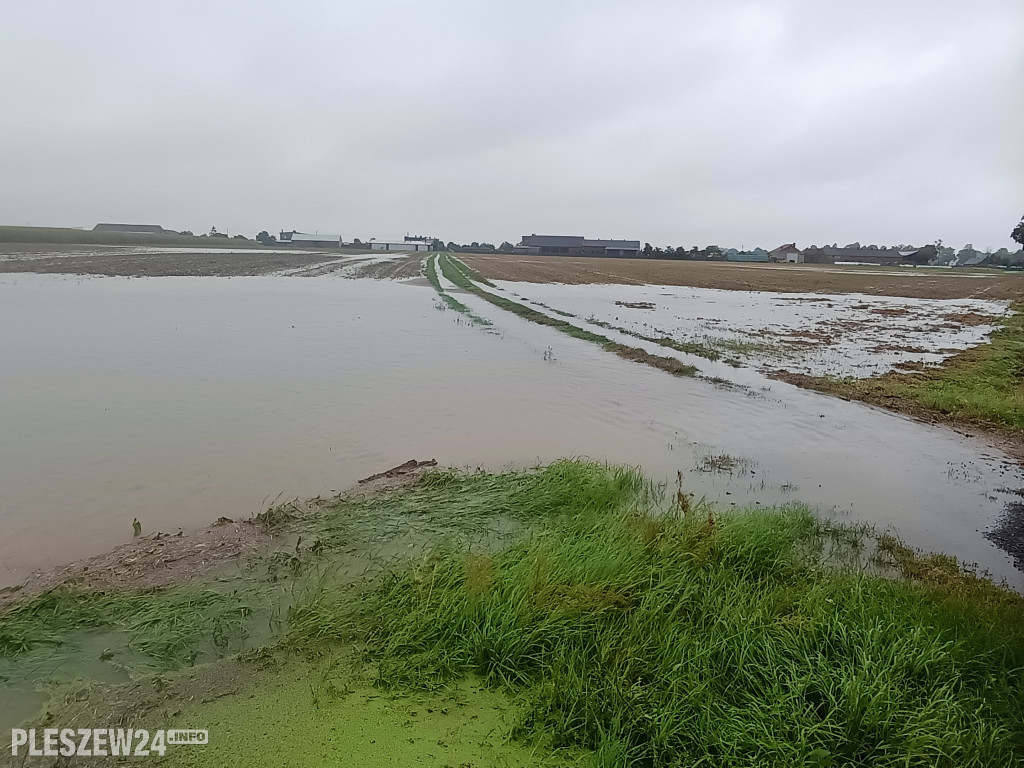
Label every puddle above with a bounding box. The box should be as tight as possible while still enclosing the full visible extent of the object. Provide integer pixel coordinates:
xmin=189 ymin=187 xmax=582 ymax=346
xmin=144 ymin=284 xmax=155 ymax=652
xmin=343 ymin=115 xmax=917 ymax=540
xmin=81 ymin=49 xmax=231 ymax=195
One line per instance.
xmin=0 ymin=272 xmax=1022 ymax=593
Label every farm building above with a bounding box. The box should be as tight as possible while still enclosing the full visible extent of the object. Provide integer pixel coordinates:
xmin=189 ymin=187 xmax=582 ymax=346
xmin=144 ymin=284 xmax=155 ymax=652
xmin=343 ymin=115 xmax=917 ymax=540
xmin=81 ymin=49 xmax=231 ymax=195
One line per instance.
xmin=515 ymin=235 xmax=641 ymax=258
xmin=770 ymin=243 xmax=803 ymax=263
xmin=93 ymin=223 xmax=175 ymax=235
xmin=279 ymin=231 xmax=342 ymax=248
xmin=801 ymin=247 xmax=906 ymax=266
xmin=370 ymin=240 xmax=431 ymax=252
xmin=725 ymin=249 xmax=771 ymax=263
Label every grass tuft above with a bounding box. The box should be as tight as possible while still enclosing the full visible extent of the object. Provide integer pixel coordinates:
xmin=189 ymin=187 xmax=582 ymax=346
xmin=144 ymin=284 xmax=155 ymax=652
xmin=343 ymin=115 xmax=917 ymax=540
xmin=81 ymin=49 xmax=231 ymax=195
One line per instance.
xmin=299 ymin=462 xmax=1024 ymax=767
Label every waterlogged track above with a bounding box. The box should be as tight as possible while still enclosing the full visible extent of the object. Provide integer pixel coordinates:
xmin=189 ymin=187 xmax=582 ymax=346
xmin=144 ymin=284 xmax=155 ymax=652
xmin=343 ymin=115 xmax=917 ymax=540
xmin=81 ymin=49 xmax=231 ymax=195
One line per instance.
xmin=1 ymin=269 xmax=1023 ymax=593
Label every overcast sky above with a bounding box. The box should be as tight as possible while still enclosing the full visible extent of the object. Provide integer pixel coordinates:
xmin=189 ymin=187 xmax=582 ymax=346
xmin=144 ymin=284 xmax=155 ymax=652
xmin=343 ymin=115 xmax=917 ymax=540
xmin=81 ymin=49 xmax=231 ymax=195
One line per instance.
xmin=1 ymin=0 xmax=1021 ymax=249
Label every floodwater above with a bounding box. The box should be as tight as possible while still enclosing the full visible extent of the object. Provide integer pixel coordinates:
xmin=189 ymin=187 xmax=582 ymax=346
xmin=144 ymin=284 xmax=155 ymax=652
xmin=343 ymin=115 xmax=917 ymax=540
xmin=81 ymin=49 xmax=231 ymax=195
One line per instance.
xmin=491 ymin=280 xmax=1009 ymax=378
xmin=1 ymin=272 xmax=1022 ymax=591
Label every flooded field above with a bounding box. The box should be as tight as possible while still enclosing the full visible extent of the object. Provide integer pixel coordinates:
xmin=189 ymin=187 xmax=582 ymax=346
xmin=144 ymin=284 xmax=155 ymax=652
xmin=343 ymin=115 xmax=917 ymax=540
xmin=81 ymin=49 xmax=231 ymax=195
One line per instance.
xmin=492 ymin=281 xmax=1010 ymax=377
xmin=0 ymin=244 xmax=421 ymax=278
xmin=1 ymin=269 xmax=1023 ymax=592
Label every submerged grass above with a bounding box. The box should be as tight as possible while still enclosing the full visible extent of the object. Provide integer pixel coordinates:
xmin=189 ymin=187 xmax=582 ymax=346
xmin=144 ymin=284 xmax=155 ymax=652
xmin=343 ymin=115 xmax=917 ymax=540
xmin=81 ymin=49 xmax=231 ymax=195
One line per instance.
xmin=779 ymin=301 xmax=1024 ymax=434
xmin=423 ymin=254 xmax=492 ymax=326
xmin=586 ymin=315 xmax=723 ymax=362
xmin=439 ymin=254 xmax=699 ymax=378
xmin=290 ymin=461 xmax=1024 ymax=768
xmin=0 ymin=586 xmax=253 ymax=667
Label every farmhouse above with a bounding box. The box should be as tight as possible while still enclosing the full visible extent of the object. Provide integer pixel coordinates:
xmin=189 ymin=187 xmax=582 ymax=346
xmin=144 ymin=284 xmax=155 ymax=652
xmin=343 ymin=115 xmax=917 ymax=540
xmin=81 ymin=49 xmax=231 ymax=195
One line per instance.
xmin=515 ymin=235 xmax=641 ymax=258
xmin=279 ymin=231 xmax=342 ymax=248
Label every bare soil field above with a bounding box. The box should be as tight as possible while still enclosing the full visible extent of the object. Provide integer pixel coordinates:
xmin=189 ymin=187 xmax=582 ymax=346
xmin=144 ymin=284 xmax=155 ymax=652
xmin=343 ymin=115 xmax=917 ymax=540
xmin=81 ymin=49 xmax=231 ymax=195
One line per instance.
xmin=462 ymin=253 xmax=1024 ymax=300
xmin=0 ymin=243 xmax=394 ymax=277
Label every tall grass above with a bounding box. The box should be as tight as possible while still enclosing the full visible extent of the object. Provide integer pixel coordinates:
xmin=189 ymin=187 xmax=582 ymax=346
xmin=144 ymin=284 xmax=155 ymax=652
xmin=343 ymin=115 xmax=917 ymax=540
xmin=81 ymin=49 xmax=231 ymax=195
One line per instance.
xmin=438 ymin=254 xmax=699 ymax=378
xmin=315 ymin=462 xmax=1024 ymax=767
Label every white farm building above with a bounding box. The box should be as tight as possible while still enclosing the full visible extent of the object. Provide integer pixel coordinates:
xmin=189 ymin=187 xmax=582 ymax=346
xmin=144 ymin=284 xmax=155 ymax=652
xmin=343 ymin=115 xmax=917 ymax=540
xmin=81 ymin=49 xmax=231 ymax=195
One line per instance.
xmin=370 ymin=238 xmax=431 ymax=252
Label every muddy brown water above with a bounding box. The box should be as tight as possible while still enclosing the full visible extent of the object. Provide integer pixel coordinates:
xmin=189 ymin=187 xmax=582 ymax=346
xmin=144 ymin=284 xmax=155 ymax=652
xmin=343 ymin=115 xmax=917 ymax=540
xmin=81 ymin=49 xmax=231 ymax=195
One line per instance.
xmin=1 ymin=272 xmax=1023 ymax=592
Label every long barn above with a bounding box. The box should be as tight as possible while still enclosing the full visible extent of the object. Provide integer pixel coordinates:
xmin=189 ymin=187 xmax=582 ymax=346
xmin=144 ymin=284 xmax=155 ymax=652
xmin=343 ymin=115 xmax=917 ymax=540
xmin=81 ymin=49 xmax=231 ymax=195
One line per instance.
xmin=515 ymin=235 xmax=640 ymax=258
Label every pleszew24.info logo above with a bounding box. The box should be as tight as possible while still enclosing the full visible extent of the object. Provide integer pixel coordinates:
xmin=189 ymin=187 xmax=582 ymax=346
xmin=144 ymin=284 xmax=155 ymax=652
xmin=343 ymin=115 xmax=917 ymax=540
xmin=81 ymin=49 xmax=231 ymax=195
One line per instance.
xmin=10 ymin=728 xmax=208 ymax=757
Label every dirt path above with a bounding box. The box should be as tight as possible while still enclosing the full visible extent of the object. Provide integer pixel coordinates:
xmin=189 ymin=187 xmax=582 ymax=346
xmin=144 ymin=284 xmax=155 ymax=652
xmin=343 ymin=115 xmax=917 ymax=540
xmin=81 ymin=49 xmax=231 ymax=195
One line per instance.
xmin=463 ymin=253 xmax=1024 ymax=300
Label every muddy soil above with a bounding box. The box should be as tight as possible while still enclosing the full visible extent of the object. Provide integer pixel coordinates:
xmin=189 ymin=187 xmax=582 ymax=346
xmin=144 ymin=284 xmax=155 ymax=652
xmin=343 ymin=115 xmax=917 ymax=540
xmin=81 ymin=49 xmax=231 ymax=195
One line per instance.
xmin=463 ymin=254 xmax=1024 ymax=300
xmin=0 ymin=520 xmax=272 ymax=613
xmin=0 ymin=465 xmax=431 ymax=613
xmin=0 ymin=244 xmax=395 ymax=277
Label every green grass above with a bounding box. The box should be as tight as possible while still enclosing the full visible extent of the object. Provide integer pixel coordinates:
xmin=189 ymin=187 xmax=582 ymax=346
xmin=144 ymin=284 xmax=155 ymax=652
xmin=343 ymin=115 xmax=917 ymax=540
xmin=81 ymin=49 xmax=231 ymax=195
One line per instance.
xmin=0 ymin=586 xmax=253 ymax=667
xmin=6 ymin=461 xmax=1024 ymax=765
xmin=315 ymin=464 xmax=1024 ymax=767
xmin=423 ymin=254 xmax=493 ymax=326
xmin=782 ymin=302 xmax=1024 ymax=433
xmin=438 ymin=254 xmax=699 ymax=378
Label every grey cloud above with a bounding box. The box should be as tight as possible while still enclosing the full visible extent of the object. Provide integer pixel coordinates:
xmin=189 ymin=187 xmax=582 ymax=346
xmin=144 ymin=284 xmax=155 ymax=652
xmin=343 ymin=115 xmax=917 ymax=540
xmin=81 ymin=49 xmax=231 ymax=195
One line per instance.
xmin=0 ymin=0 xmax=1020 ymax=248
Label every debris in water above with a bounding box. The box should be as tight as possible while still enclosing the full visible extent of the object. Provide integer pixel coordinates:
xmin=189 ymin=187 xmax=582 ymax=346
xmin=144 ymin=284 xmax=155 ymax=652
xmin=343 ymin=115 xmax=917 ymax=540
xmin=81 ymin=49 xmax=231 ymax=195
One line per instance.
xmin=358 ymin=459 xmax=438 ymax=484
xmin=132 ymin=518 xmax=141 ymax=537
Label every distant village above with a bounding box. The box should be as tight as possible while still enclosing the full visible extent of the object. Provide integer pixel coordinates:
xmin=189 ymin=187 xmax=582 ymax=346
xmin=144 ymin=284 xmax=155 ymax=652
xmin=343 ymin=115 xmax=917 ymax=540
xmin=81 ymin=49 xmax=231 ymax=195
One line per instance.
xmin=89 ymin=223 xmax=1024 ymax=269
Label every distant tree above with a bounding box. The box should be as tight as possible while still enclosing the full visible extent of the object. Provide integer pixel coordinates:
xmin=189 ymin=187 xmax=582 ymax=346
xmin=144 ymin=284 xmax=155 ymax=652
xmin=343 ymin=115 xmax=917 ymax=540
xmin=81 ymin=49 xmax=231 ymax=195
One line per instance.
xmin=232 ymin=234 xmax=246 ymax=239
xmin=906 ymin=244 xmax=935 ymax=265
xmin=353 ymin=238 xmax=363 ymax=246
xmin=446 ymin=241 xmax=458 ymax=251
xmin=255 ymin=230 xmax=276 ymax=244
xmin=643 ymin=242 xmax=653 ymax=256
xmin=180 ymin=230 xmax=194 ymax=237
xmin=431 ymin=238 xmax=444 ymax=251
xmin=498 ymin=241 xmax=514 ymax=253
xmin=1012 ymin=215 xmax=1024 ymax=247
xmin=209 ymin=226 xmax=219 ymax=236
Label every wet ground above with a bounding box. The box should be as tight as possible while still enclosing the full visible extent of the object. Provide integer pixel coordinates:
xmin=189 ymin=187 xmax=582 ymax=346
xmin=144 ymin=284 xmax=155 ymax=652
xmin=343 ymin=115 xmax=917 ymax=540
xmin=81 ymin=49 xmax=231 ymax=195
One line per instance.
xmin=490 ymin=280 xmax=1009 ymax=377
xmin=0 ymin=244 xmax=422 ymax=278
xmin=2 ymin=270 xmax=1023 ymax=591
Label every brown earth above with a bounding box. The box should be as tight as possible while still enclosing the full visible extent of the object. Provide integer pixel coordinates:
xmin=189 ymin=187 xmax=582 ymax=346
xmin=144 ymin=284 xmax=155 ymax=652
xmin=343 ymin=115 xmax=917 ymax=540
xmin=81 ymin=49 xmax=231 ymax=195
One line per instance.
xmin=0 ymin=520 xmax=274 ymax=613
xmin=462 ymin=254 xmax=1024 ymax=300
xmin=0 ymin=462 xmax=434 ymax=612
